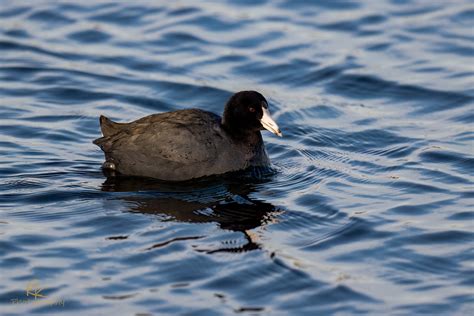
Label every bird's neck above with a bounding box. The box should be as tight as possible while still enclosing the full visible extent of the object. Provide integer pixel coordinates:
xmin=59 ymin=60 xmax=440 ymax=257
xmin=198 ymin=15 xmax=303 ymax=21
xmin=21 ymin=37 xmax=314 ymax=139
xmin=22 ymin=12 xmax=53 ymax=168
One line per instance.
xmin=222 ymin=121 xmax=262 ymax=144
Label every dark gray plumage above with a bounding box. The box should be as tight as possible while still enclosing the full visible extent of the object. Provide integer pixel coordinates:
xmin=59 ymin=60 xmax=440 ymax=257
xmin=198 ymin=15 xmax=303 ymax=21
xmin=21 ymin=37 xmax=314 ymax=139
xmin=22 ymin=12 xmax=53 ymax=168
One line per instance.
xmin=93 ymin=91 xmax=282 ymax=181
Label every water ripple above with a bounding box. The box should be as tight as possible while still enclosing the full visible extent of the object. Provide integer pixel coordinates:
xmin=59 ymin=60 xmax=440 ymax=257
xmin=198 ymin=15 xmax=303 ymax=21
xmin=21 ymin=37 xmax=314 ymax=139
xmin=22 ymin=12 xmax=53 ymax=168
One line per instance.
xmin=0 ymin=1 xmax=473 ymax=315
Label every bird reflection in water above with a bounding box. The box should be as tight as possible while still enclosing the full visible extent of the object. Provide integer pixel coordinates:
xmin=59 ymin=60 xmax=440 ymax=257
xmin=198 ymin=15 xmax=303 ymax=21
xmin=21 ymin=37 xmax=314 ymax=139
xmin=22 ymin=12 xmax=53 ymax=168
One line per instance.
xmin=100 ymin=171 xmax=281 ymax=253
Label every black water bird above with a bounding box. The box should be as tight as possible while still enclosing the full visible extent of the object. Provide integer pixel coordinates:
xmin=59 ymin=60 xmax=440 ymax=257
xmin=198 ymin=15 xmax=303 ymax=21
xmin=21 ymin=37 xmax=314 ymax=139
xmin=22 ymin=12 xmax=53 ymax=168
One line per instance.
xmin=93 ymin=91 xmax=282 ymax=181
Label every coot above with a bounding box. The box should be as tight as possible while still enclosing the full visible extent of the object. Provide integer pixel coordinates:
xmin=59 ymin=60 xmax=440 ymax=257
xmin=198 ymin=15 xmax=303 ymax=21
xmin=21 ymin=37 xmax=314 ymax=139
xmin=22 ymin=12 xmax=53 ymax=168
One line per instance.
xmin=93 ymin=90 xmax=282 ymax=181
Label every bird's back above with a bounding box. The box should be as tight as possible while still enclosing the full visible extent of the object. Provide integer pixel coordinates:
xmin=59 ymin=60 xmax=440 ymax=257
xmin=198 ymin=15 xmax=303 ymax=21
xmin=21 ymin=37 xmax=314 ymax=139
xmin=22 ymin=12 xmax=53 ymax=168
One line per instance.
xmin=93 ymin=109 xmax=252 ymax=181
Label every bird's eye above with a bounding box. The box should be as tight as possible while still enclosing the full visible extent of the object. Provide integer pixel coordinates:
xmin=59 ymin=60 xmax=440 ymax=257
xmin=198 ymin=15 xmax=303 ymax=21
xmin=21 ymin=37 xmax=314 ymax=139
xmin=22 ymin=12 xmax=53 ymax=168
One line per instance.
xmin=249 ymin=107 xmax=256 ymax=112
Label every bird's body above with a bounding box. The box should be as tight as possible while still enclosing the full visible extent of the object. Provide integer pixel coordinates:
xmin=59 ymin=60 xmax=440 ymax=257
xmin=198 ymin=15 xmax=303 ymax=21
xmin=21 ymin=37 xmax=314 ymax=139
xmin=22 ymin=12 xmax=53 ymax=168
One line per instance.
xmin=93 ymin=91 xmax=281 ymax=181
xmin=94 ymin=109 xmax=269 ymax=181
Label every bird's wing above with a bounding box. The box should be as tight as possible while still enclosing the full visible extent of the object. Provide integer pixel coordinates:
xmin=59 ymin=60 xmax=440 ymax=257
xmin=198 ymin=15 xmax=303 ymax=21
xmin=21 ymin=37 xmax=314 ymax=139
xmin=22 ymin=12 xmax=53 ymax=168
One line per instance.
xmin=99 ymin=119 xmax=223 ymax=166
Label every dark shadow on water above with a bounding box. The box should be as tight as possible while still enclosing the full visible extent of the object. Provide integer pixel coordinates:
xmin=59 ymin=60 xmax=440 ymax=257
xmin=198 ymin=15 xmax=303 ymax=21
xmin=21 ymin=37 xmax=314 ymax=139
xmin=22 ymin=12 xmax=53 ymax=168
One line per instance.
xmin=100 ymin=170 xmax=281 ymax=253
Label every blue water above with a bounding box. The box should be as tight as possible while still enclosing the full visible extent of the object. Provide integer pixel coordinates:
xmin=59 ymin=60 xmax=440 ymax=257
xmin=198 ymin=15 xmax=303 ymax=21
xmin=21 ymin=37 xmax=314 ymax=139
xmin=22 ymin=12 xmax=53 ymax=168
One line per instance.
xmin=0 ymin=1 xmax=473 ymax=315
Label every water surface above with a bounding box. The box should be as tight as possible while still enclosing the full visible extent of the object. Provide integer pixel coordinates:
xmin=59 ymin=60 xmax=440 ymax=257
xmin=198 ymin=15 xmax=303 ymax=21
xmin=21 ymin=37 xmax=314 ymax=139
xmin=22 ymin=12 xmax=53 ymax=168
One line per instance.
xmin=0 ymin=0 xmax=473 ymax=315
